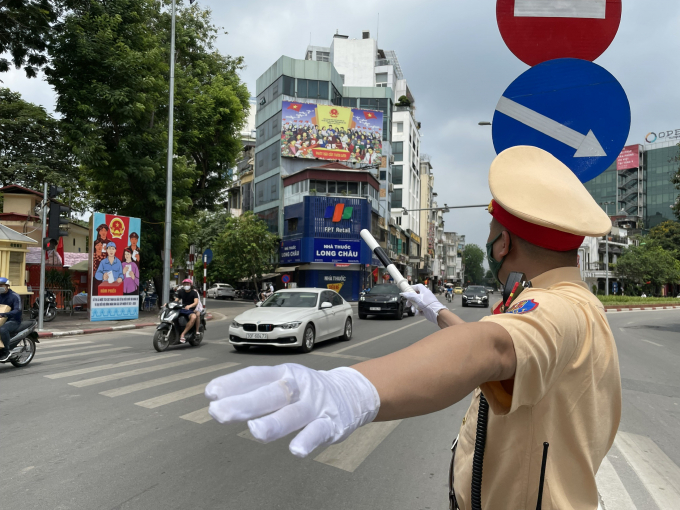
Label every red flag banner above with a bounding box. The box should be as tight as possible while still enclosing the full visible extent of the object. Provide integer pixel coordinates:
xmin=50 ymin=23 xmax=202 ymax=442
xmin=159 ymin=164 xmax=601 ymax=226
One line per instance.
xmin=363 ymin=111 xmax=377 ymax=120
xmin=287 ymin=103 xmax=302 ymax=111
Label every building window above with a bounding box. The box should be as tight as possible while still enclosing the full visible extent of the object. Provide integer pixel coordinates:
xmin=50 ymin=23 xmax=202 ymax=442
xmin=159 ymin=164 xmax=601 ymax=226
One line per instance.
xmin=392 ymin=165 xmax=403 ymax=185
xmin=380 ymin=170 xmax=387 ymax=181
xmin=392 ymin=189 xmax=402 ymax=209
xmin=396 ymin=122 xmax=403 ymax=133
xmin=376 ymin=73 xmax=388 ymax=87
xmin=287 ymin=218 xmax=298 ymax=233
xmin=393 ymin=142 xmax=403 ymax=162
xmin=283 ymin=76 xmax=295 ymax=97
xmin=316 ymin=51 xmax=330 ymax=62
xmin=257 ymin=207 xmax=279 ymax=234
xmin=255 ymin=175 xmax=279 ymax=207
xmin=296 ymin=79 xmax=329 ymax=100
xmin=331 ymin=84 xmax=342 ymax=106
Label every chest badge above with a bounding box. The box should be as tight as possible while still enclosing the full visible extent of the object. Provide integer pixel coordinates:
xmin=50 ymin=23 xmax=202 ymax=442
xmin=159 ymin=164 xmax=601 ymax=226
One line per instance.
xmin=506 ymin=299 xmax=539 ymax=315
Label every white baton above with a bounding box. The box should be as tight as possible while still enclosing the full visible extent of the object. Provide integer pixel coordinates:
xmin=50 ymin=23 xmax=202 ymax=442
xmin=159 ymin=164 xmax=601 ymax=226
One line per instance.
xmin=360 ymin=229 xmax=415 ymax=293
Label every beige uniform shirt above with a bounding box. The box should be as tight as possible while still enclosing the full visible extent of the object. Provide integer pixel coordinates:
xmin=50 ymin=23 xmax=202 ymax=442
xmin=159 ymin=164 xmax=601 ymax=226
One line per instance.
xmin=453 ymin=268 xmax=622 ymax=510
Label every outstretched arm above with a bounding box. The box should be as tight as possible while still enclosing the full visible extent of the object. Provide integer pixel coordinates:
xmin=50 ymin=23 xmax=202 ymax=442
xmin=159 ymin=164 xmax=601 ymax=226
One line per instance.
xmin=353 ymin=321 xmax=516 ymax=422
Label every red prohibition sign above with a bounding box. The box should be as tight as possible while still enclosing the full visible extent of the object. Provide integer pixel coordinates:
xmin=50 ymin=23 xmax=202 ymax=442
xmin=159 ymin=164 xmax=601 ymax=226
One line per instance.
xmin=497 ymin=0 xmax=622 ymax=66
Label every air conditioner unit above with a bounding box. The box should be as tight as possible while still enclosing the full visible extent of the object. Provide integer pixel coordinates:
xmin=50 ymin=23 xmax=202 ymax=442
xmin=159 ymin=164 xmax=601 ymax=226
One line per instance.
xmin=388 ymin=183 xmax=394 ymax=192
xmin=389 ymin=155 xmax=395 ymax=164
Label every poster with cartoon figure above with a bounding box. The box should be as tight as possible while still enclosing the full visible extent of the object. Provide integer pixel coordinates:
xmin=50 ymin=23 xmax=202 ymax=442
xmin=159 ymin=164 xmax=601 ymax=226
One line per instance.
xmin=89 ymin=213 xmax=141 ymax=321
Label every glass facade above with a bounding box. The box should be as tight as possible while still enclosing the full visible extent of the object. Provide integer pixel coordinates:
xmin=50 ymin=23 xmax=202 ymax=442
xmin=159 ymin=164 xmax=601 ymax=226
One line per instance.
xmin=584 ymin=161 xmax=617 ymax=213
xmin=255 ymin=175 xmax=279 ymax=207
xmin=257 ymin=207 xmax=279 ymax=234
xmin=645 ymin=144 xmax=679 ymax=228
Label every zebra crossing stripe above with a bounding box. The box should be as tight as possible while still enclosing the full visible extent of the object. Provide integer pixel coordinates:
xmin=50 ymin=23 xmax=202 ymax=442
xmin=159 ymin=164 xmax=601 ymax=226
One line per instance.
xmin=596 ymin=457 xmax=636 ymax=510
xmin=39 ymin=340 xmax=94 ymax=349
xmin=313 ymin=420 xmax=403 ymax=472
xmin=69 ymin=358 xmax=204 ymax=387
xmin=45 ymin=354 xmax=181 ymax=380
xmin=135 ymin=384 xmax=207 ymax=409
xmin=39 ymin=343 xmax=114 ymax=355
xmin=40 ymin=347 xmax=132 ymax=362
xmin=615 ymin=432 xmax=680 ymax=510
xmin=99 ymin=362 xmax=239 ymax=397
xmin=180 ymin=407 xmax=212 ymax=424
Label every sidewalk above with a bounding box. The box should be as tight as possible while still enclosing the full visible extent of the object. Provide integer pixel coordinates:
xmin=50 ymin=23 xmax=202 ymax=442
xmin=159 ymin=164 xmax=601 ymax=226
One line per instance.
xmin=34 ymin=310 xmax=215 ymax=338
xmin=604 ymin=304 xmax=680 ymax=313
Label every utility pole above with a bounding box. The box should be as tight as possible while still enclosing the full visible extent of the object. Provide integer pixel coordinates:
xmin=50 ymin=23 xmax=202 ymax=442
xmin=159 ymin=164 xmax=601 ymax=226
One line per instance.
xmin=162 ymin=0 xmax=176 ymax=306
xmin=38 ymin=183 xmax=47 ymax=331
xmin=600 ymin=201 xmax=613 ymax=296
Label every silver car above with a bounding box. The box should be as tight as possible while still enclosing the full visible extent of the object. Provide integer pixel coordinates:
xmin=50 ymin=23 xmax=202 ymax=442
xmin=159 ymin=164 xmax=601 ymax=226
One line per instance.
xmin=207 ymin=283 xmax=235 ymax=300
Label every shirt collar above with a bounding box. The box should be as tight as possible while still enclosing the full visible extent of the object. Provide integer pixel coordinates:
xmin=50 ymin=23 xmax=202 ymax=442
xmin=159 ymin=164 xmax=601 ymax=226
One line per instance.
xmin=530 ymin=267 xmax=588 ymax=290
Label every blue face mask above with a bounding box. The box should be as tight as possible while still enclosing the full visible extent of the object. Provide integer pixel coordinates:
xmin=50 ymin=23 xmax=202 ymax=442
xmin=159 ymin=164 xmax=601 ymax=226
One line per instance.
xmin=0 ymin=287 xmax=7 ymax=294
xmin=486 ymin=233 xmax=511 ymax=285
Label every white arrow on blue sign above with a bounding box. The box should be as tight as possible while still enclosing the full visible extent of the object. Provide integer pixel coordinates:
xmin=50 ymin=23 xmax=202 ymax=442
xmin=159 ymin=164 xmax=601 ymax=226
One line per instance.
xmin=492 ymin=58 xmax=630 ymax=183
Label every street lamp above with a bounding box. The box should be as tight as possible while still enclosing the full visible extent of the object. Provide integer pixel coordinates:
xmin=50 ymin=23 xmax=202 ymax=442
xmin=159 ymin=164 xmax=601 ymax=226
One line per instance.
xmin=162 ymin=0 xmax=177 ymax=305
xmin=600 ymin=201 xmax=614 ymax=296
xmin=478 ymin=121 xmax=492 ymax=126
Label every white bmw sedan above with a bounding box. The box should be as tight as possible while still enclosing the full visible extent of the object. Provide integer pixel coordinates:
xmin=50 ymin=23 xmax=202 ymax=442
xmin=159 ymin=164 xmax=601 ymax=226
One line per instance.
xmin=228 ymin=289 xmax=353 ymax=353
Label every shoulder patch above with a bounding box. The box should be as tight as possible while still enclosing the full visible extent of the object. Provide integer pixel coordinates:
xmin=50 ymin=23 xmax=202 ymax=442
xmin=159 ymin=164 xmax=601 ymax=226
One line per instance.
xmin=506 ymin=299 xmax=539 ymax=315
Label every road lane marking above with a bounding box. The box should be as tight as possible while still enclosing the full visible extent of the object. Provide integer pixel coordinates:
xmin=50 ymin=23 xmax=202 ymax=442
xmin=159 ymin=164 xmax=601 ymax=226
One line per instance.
xmin=135 ymin=384 xmax=207 ymax=409
xmin=314 ymin=420 xmax=402 ymax=472
xmin=125 ymin=330 xmax=156 ymax=336
xmin=68 ymin=358 xmax=204 ymax=387
xmin=39 ymin=343 xmax=113 ymax=355
xmin=39 ymin=339 xmax=94 ymax=348
xmin=39 ymin=347 xmax=131 ymax=362
xmin=100 ymin=362 xmax=239 ymax=397
xmin=332 ymin=320 xmax=427 ymax=354
xmin=641 ymin=339 xmax=663 ymax=347
xmin=615 ymin=432 xmax=680 ymax=510
xmin=45 ymin=354 xmax=181 ymax=379
xmin=310 ymin=351 xmax=371 ymax=362
xmin=596 ymin=457 xmax=636 ymax=510
xmin=180 ymin=407 xmax=212 ymax=424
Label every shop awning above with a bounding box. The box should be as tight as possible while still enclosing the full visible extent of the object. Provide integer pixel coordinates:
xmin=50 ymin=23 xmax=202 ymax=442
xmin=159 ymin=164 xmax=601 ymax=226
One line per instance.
xmin=276 ymin=266 xmax=299 ymax=273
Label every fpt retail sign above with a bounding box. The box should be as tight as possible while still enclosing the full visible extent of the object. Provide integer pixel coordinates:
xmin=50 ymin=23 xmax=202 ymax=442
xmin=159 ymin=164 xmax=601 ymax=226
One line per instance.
xmin=313 ymin=240 xmax=361 ymax=264
xmin=89 ymin=212 xmax=141 ymax=322
xmin=281 ymin=101 xmax=383 ymax=164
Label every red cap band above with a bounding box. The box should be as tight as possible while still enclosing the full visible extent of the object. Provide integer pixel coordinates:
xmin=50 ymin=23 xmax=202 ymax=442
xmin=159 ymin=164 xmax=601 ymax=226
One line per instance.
xmin=489 ymin=200 xmax=584 ymax=252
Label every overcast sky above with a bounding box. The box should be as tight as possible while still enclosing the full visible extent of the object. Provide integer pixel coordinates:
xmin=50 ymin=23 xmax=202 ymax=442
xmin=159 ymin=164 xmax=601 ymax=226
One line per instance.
xmin=4 ymin=0 xmax=680 ymax=251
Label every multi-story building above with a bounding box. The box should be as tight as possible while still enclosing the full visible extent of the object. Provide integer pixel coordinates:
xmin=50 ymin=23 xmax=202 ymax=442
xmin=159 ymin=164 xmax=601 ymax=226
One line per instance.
xmin=582 ymin=138 xmax=679 ymax=294
xmin=419 ymin=157 xmax=435 ymax=282
xmin=443 ymin=232 xmax=465 ymax=285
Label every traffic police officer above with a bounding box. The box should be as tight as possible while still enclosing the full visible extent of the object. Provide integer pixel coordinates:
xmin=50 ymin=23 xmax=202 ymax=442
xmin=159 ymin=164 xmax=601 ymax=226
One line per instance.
xmin=205 ymin=146 xmax=622 ymax=510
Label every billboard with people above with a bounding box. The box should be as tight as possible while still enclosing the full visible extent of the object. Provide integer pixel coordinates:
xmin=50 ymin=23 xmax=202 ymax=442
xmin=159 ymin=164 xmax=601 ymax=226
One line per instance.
xmin=280 ymin=101 xmax=383 ymax=164
xmin=89 ymin=212 xmax=141 ymax=321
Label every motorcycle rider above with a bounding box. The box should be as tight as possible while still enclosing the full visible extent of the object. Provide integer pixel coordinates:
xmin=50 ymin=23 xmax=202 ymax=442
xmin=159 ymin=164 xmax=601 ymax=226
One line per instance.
xmin=0 ymin=278 xmax=22 ymax=362
xmin=446 ymin=285 xmax=453 ymax=302
xmin=174 ymin=278 xmax=200 ymax=343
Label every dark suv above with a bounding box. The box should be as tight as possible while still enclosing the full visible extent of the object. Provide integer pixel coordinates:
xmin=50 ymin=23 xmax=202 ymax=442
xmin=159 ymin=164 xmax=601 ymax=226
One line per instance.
xmin=358 ymin=284 xmax=415 ymax=320
xmin=462 ymin=286 xmax=489 ymax=308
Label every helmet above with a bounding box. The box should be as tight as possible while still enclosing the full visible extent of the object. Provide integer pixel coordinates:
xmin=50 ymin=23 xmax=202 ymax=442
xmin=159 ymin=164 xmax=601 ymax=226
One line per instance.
xmin=0 ymin=277 xmax=10 ymax=286
xmin=182 ymin=279 xmax=193 ymax=284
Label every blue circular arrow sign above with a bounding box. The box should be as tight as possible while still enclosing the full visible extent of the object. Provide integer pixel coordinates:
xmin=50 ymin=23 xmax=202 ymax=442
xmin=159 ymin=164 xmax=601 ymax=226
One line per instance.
xmin=203 ymin=248 xmax=213 ymax=265
xmin=492 ymin=58 xmax=630 ymax=183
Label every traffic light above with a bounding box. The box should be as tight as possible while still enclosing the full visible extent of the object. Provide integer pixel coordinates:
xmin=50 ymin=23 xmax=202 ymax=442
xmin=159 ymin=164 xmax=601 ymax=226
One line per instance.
xmin=46 ymin=185 xmax=70 ymax=243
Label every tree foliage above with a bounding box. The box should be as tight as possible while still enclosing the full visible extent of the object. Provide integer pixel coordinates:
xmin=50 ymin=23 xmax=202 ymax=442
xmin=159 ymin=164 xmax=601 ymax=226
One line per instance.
xmin=0 ymin=87 xmax=90 ymax=210
xmin=463 ymin=244 xmax=485 ymax=285
xmin=210 ymin=212 xmax=278 ymax=289
xmin=647 ymin=220 xmax=680 ymax=260
xmin=43 ymin=0 xmax=249 ymax=286
xmin=614 ymin=244 xmax=680 ymax=293
xmin=0 ymin=0 xmax=55 ymax=77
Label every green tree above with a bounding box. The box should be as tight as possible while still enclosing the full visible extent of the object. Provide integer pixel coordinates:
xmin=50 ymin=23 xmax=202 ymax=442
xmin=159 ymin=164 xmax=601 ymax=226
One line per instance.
xmin=614 ymin=244 xmax=680 ymax=295
xmin=210 ymin=212 xmax=278 ymax=290
xmin=396 ymin=95 xmax=411 ymax=107
xmin=45 ymin=0 xmax=249 ymax=290
xmin=647 ymin=221 xmax=680 ymax=260
xmin=0 ymin=88 xmax=90 ymax=210
xmin=484 ymin=269 xmax=494 ymax=287
xmin=0 ymin=0 xmax=55 ymax=77
xmin=463 ymin=244 xmax=485 ymax=285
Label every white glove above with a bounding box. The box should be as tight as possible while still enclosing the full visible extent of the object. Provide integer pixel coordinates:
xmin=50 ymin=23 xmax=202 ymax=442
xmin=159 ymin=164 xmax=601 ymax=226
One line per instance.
xmin=401 ymin=283 xmax=447 ymax=325
xmin=205 ymin=363 xmax=380 ymax=458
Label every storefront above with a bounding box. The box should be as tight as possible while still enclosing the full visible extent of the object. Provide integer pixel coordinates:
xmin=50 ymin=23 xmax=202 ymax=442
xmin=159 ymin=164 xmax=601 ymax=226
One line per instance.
xmin=281 ymin=196 xmax=371 ymax=301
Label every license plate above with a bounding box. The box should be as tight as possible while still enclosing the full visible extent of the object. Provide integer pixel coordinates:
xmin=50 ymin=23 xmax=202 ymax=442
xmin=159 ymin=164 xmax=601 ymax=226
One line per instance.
xmin=246 ymin=333 xmax=268 ymax=339
xmin=370 ymin=307 xmax=381 ymax=311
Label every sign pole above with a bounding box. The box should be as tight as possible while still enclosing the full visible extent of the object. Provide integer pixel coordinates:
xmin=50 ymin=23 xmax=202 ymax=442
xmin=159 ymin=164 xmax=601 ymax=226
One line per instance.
xmin=162 ymin=0 xmax=176 ymax=307
xmin=203 ymin=255 xmax=207 ymax=306
xmin=38 ymin=183 xmax=47 ymax=331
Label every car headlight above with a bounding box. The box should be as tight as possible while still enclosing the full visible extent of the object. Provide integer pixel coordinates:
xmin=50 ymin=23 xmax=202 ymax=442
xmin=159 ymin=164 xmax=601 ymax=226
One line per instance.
xmin=279 ymin=321 xmax=302 ymax=330
xmin=462 ymin=295 xmax=467 ymax=300
xmin=360 ymin=296 xmax=365 ymax=301
xmin=389 ymin=296 xmax=399 ymax=302
xmin=231 ymin=321 xmax=241 ymax=328
xmin=483 ymin=296 xmax=488 ymax=300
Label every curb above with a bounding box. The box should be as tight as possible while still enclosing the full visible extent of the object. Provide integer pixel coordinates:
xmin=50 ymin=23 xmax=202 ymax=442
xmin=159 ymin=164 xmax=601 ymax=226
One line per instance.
xmin=38 ymin=313 xmax=214 ymax=338
xmin=605 ymin=305 xmax=680 ymax=313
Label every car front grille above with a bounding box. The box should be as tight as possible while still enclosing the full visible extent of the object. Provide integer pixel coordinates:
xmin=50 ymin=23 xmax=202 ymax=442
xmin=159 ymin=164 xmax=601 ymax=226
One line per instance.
xmin=258 ymin=324 xmax=274 ymax=332
xmin=243 ymin=324 xmax=257 ymax=332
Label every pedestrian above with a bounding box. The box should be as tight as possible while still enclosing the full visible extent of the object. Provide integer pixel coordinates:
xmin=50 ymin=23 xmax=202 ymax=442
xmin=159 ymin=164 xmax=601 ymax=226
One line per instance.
xmin=204 ymin=147 xmax=622 ymax=510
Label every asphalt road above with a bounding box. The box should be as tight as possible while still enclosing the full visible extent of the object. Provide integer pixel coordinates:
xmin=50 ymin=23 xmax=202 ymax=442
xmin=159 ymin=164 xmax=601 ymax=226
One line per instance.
xmin=1 ymin=295 xmax=678 ymax=510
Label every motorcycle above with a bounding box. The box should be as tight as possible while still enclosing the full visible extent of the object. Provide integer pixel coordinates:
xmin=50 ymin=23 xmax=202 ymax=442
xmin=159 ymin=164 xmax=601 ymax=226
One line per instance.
xmin=30 ymin=290 xmax=57 ymax=322
xmin=0 ymin=320 xmax=39 ymax=368
xmin=446 ymin=291 xmax=453 ymax=303
xmin=153 ymin=302 xmax=207 ymax=352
